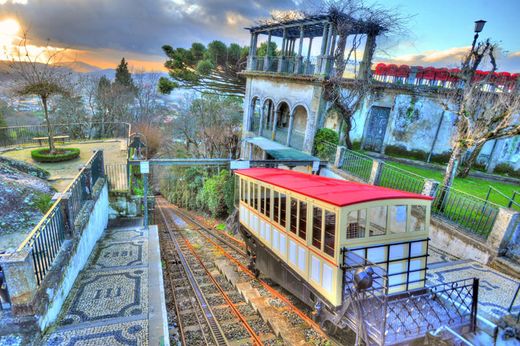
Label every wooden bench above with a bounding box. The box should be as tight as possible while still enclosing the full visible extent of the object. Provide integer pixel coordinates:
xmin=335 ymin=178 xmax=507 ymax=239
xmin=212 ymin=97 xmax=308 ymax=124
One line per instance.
xmin=32 ymin=135 xmax=70 ymax=146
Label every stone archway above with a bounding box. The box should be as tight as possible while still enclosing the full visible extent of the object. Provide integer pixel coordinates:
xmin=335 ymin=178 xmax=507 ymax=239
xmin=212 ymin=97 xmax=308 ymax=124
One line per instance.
xmin=288 ymin=105 xmax=308 ymax=150
xmin=249 ymin=96 xmax=261 ymax=133
xmin=273 ymin=101 xmax=291 ymax=144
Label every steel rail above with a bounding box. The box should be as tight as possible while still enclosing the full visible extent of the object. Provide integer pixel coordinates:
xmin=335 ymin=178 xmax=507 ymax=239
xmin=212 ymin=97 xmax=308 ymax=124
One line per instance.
xmin=158 ymin=200 xmax=264 ymax=345
xmin=157 ymin=203 xmax=224 ymax=346
xmin=161 ymin=198 xmax=328 ymax=340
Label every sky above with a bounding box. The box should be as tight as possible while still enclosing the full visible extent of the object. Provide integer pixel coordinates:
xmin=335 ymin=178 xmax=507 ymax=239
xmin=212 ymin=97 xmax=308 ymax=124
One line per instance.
xmin=0 ymin=0 xmax=519 ymax=72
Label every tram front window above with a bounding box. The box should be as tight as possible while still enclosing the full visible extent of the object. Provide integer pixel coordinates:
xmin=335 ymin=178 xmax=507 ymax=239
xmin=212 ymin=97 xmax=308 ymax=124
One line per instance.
xmin=410 ymin=205 xmax=426 ymax=232
xmin=290 ymin=198 xmax=298 ymax=234
xmin=298 ymin=202 xmax=307 ymax=241
xmin=369 ymin=206 xmax=387 ymax=237
xmin=273 ymin=191 xmax=280 ymax=223
xmin=389 ymin=205 xmax=407 ymax=234
xmin=324 ymin=211 xmax=335 ymax=257
xmin=312 ymin=207 xmax=322 ymax=249
xmin=346 ymin=209 xmax=366 ymax=239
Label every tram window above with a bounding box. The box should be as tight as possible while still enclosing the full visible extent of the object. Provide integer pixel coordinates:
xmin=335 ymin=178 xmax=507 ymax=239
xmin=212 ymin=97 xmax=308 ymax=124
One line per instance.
xmin=249 ymin=182 xmax=255 ymax=208
xmin=369 ymin=206 xmax=387 ymax=237
xmin=280 ymin=193 xmax=287 ymax=227
xmin=266 ymin=188 xmax=271 ymax=218
xmin=260 ymin=186 xmax=265 ymax=214
xmin=312 ymin=207 xmax=322 ymax=249
xmin=255 ymin=184 xmax=260 ymax=211
xmin=299 ymin=202 xmax=307 ymax=241
xmin=273 ymin=191 xmax=280 ymax=223
xmin=346 ymin=209 xmax=366 ymax=239
xmin=290 ymin=198 xmax=298 ymax=234
xmin=410 ymin=205 xmax=426 ymax=232
xmin=389 ymin=205 xmax=407 ymax=234
xmin=324 ymin=211 xmax=336 ymax=257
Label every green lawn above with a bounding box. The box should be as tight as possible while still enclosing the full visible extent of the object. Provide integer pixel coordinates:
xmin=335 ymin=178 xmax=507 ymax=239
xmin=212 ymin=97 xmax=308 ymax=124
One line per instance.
xmin=387 ymin=162 xmax=519 ymax=209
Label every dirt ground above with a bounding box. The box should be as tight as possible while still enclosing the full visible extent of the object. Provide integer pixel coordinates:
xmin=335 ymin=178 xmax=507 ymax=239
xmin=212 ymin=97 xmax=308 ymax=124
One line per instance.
xmin=1 ymin=140 xmax=127 ymax=192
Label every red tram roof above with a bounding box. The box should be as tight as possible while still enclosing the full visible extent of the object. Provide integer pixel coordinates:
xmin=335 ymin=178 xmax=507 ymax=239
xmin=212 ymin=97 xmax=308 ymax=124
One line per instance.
xmin=235 ymin=168 xmax=433 ymax=207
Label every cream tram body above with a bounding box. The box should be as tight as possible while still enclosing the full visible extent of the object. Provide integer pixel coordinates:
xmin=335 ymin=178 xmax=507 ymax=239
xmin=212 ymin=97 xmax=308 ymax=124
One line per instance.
xmin=236 ymin=168 xmax=432 ymax=307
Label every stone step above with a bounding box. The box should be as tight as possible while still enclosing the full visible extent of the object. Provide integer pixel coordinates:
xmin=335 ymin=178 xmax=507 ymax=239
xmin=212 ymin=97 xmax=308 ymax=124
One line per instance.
xmin=490 ymin=256 xmax=520 ymax=281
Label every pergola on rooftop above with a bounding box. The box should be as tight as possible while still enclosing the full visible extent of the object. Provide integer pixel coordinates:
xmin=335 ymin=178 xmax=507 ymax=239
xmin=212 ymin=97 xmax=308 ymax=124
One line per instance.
xmin=245 ymin=13 xmax=383 ymax=78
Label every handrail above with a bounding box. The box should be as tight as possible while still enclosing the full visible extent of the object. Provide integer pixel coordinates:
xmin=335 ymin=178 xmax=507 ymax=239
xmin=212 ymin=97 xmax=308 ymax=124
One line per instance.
xmin=15 ymin=150 xmax=102 ymax=252
xmin=485 ymin=186 xmax=520 ymax=209
xmin=0 ymin=121 xmax=131 ymax=130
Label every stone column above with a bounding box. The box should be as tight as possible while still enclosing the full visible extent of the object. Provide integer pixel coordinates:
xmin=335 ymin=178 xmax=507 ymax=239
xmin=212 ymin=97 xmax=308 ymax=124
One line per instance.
xmin=0 ymin=249 xmax=37 ymax=315
xmin=264 ymin=31 xmax=272 ymax=71
xmin=306 ymin=37 xmax=313 ymax=74
xmin=368 ymin=160 xmax=384 ymax=185
xmin=257 ymin=105 xmax=265 ymax=136
xmin=317 ymin=23 xmax=329 ymax=74
xmin=295 ymin=26 xmax=304 ymax=74
xmin=271 ymin=109 xmax=279 ymax=140
xmin=247 ymin=32 xmax=255 ymax=70
xmin=286 ymin=110 xmax=295 ymax=146
xmin=334 ymin=146 xmax=346 ymax=168
xmin=250 ymin=33 xmax=258 ymax=70
xmin=278 ymin=28 xmax=287 ymax=73
xmin=358 ymin=33 xmax=376 ymax=80
xmin=421 ymin=179 xmax=440 ymax=197
xmin=322 ymin=24 xmax=334 ymax=75
xmin=487 ymin=208 xmax=520 ymax=255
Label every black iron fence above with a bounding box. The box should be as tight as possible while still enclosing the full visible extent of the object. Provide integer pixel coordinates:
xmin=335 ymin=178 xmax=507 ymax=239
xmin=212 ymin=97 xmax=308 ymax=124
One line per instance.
xmin=314 ymin=140 xmax=337 ymax=163
xmin=432 ymin=186 xmax=499 ymax=238
xmin=340 ymin=149 xmax=373 ymax=182
xmin=0 ymin=122 xmax=131 ymax=148
xmin=342 ymin=249 xmax=479 ymax=345
xmin=339 ymin=148 xmax=502 ymax=239
xmin=105 ymin=164 xmax=129 ymax=191
xmin=378 ymin=163 xmax=426 ymax=194
xmin=14 ymin=151 xmax=105 ymax=286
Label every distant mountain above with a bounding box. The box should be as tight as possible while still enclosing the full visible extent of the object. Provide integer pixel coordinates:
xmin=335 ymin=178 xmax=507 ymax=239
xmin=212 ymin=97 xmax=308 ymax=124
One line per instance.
xmin=59 ymin=61 xmax=102 ymax=73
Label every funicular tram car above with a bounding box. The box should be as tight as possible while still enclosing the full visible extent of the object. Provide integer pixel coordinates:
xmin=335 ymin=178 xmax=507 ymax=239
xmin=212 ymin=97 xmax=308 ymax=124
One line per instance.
xmin=235 ymin=168 xmax=435 ymax=338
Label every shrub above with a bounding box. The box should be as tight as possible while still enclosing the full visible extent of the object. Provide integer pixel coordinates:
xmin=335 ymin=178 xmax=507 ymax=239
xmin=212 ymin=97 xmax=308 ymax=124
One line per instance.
xmin=197 ymin=169 xmax=234 ymax=218
xmin=430 ymin=152 xmax=452 ymax=165
xmin=493 ymin=163 xmax=520 ymax=178
xmin=34 ymin=193 xmax=53 ymax=214
xmin=384 ymin=145 xmax=427 ymax=161
xmin=313 ymin=128 xmax=339 ymax=159
xmin=31 ymin=148 xmax=80 ymax=162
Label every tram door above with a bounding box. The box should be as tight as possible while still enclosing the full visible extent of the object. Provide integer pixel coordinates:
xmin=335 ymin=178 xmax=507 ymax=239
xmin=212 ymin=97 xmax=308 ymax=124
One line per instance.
xmin=363 ymin=106 xmax=390 ymax=153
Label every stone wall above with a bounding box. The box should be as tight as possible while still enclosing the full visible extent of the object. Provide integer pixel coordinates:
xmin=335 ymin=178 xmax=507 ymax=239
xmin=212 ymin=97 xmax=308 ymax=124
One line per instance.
xmin=37 ymin=180 xmax=109 ymax=331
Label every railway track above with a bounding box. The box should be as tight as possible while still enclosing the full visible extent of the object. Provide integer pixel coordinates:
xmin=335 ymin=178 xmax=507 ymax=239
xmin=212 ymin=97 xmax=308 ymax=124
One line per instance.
xmin=156 ymin=197 xmax=333 ymax=344
xmin=157 ymin=198 xmax=275 ymax=346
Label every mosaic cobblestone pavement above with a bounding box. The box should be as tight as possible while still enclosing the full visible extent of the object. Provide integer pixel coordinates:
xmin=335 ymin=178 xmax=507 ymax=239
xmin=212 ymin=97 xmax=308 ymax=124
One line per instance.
xmin=42 ymin=223 xmax=166 ymax=346
xmin=427 ymin=253 xmax=520 ymax=323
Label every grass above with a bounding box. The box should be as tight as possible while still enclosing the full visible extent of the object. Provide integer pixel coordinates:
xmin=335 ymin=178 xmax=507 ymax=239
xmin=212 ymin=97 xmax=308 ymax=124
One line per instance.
xmin=388 ymin=161 xmax=519 ymax=209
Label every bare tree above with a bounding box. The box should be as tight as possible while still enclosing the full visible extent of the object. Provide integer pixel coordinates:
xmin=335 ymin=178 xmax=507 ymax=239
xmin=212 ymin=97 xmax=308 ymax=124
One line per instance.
xmin=439 ymin=40 xmax=520 ymax=182
xmin=312 ymin=0 xmax=405 ymax=148
xmin=133 ymin=71 xmax=168 ymax=124
xmin=7 ymin=33 xmax=72 ymax=153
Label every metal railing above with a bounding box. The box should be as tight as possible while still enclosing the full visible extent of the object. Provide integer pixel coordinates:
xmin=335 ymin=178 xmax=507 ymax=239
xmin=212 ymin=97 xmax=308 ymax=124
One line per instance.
xmin=340 ymin=149 xmax=374 ymax=182
xmin=14 ymin=150 xmax=105 ymax=286
xmin=432 ymin=186 xmax=499 ymax=238
xmin=105 ymin=164 xmax=129 ymax=191
xmin=0 ymin=122 xmax=131 ymax=148
xmin=342 ymin=249 xmax=479 ymax=345
xmin=378 ymin=163 xmax=426 ymax=194
xmin=249 ymin=55 xmax=320 ymax=76
xmin=314 ymin=140 xmax=337 ymax=162
xmin=485 ymin=186 xmax=520 ymax=211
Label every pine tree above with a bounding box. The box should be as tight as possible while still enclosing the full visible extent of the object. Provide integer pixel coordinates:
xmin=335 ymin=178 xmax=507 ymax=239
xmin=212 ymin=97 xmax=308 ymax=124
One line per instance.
xmin=114 ymin=58 xmax=135 ymax=90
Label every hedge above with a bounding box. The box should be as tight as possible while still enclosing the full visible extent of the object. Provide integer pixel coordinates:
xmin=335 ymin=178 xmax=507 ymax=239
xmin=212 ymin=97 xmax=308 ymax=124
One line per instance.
xmin=31 ymin=148 xmax=80 ymax=163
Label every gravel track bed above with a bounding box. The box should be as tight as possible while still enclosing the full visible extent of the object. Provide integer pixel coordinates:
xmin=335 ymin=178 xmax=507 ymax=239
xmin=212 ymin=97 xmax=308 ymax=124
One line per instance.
xmin=206 ymin=294 xmax=226 ymax=306
xmin=282 ymin=310 xmax=305 ymax=327
xmin=237 ymin=304 xmax=256 ymax=316
xmin=222 ymin=322 xmax=250 ymax=341
xmin=226 ymin=291 xmax=246 ymax=304
xmin=268 ymin=298 xmax=287 ymax=309
xmin=248 ymin=318 xmax=272 ymax=335
xmin=211 ymin=306 xmax=234 ymax=321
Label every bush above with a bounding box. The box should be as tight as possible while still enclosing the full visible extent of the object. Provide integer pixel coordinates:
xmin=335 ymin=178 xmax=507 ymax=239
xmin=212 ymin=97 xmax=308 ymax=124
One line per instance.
xmin=197 ymin=169 xmax=234 ymax=218
xmin=313 ymin=128 xmax=339 ymax=158
xmin=31 ymin=148 xmax=80 ymax=162
xmin=384 ymin=145 xmax=428 ymax=161
xmin=34 ymin=193 xmax=53 ymax=214
xmin=493 ymin=163 xmax=520 ymax=178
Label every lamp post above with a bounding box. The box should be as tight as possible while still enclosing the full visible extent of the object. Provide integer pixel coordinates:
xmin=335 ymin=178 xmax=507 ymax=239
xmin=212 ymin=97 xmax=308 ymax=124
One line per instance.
xmin=471 ymin=19 xmax=486 ymax=52
xmin=128 ymin=133 xmax=149 ymax=229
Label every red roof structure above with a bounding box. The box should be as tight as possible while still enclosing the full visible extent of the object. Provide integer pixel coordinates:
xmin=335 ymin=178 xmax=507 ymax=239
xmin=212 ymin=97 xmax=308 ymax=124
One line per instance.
xmin=235 ymin=168 xmax=433 ymax=207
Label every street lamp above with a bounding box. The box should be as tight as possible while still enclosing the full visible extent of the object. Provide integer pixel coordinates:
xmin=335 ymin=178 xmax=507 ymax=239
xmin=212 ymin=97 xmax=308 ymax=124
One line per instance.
xmin=471 ymin=19 xmax=487 ymax=51
xmin=474 ymin=20 xmax=486 ymax=33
